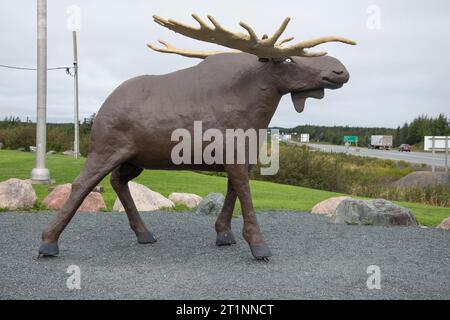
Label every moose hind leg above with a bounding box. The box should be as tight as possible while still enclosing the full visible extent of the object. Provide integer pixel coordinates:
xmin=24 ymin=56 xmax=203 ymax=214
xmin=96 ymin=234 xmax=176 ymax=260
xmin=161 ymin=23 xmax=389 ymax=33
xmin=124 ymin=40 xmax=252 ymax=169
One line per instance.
xmin=110 ymin=163 xmax=156 ymax=244
xmin=39 ymin=152 xmax=128 ymax=256
xmin=215 ymin=178 xmax=237 ymax=246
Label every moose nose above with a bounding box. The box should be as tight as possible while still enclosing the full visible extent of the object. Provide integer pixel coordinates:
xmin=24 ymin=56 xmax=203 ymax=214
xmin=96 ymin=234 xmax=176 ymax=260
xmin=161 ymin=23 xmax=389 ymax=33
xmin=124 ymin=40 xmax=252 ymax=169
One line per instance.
xmin=331 ymin=69 xmax=350 ymax=83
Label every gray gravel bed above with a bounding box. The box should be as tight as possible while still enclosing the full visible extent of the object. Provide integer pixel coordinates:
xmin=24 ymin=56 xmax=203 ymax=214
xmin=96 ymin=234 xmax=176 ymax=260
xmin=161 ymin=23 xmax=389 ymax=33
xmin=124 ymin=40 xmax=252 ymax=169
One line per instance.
xmin=0 ymin=211 xmax=449 ymax=299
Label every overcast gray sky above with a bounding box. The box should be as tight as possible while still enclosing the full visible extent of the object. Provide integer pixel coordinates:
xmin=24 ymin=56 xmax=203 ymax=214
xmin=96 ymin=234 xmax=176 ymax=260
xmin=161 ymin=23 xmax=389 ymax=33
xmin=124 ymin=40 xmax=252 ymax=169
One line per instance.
xmin=0 ymin=0 xmax=449 ymax=128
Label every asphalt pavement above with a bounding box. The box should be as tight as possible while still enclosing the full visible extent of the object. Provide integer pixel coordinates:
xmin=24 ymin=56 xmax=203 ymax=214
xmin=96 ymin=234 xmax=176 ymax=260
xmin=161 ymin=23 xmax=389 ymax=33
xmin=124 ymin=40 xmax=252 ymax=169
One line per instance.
xmin=299 ymin=142 xmax=448 ymax=168
xmin=1 ymin=211 xmax=449 ymax=299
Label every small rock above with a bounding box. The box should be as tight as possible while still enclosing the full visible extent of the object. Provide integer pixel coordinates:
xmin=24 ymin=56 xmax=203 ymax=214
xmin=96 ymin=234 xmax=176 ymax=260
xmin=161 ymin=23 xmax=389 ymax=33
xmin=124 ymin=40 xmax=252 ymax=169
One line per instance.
xmin=437 ymin=217 xmax=450 ymax=230
xmin=195 ymin=192 xmax=225 ymax=216
xmin=62 ymin=150 xmax=74 ymax=156
xmin=331 ymin=198 xmax=418 ymax=227
xmin=112 ymin=181 xmax=174 ymax=212
xmin=0 ymin=178 xmax=37 ymax=210
xmin=0 ymin=142 xmax=4 ymax=149
xmin=92 ymin=185 xmax=104 ymax=193
xmin=47 ymin=150 xmax=57 ymax=155
xmin=43 ymin=183 xmax=106 ymax=212
xmin=168 ymin=192 xmax=202 ymax=209
xmin=311 ymin=196 xmax=351 ymax=217
xmin=16 ymin=147 xmax=26 ymax=152
xmin=29 ymin=146 xmax=37 ymax=153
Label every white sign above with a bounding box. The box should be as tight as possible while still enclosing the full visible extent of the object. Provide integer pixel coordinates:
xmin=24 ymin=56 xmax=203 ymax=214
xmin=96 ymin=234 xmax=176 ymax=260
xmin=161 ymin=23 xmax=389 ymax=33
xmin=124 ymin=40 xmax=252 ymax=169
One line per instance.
xmin=424 ymin=136 xmax=450 ymax=151
xmin=300 ymin=133 xmax=310 ymax=143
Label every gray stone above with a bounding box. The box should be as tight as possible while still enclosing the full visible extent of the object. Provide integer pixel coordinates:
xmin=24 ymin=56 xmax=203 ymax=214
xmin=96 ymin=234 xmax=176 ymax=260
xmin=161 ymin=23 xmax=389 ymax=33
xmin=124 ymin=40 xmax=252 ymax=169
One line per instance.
xmin=393 ymin=171 xmax=450 ymax=188
xmin=0 ymin=142 xmax=4 ymax=149
xmin=331 ymin=198 xmax=418 ymax=227
xmin=29 ymin=146 xmax=37 ymax=153
xmin=92 ymin=185 xmax=104 ymax=193
xmin=62 ymin=150 xmax=74 ymax=156
xmin=46 ymin=150 xmax=57 ymax=155
xmin=0 ymin=178 xmax=37 ymax=210
xmin=195 ymin=192 xmax=225 ymax=216
xmin=16 ymin=147 xmax=26 ymax=152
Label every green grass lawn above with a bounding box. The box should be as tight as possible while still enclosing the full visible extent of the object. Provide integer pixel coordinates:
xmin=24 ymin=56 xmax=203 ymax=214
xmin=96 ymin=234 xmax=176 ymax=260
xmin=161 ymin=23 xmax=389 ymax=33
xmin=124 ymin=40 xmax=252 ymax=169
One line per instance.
xmin=1 ymin=149 xmax=449 ymax=227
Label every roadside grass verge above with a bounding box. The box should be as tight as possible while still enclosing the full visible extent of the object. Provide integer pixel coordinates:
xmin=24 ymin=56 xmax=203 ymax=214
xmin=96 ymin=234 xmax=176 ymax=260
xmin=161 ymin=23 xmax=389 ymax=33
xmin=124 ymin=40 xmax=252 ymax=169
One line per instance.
xmin=1 ymin=150 xmax=449 ymax=226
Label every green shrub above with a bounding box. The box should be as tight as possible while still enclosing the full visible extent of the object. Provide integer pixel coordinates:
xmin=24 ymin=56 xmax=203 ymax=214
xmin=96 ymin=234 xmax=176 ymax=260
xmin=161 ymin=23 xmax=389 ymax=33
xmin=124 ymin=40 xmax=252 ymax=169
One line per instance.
xmin=249 ymin=144 xmax=448 ymax=207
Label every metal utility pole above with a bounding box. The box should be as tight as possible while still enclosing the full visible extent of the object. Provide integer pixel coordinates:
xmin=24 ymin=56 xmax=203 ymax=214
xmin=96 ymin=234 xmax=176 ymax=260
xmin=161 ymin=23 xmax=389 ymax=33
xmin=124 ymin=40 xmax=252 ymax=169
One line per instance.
xmin=72 ymin=31 xmax=79 ymax=159
xmin=31 ymin=0 xmax=50 ymax=183
xmin=445 ymin=136 xmax=448 ymax=173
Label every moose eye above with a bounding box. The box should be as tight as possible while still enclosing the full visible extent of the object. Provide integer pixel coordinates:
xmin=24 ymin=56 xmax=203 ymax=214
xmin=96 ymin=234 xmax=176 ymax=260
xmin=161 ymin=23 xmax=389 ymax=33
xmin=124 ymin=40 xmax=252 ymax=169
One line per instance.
xmin=283 ymin=57 xmax=295 ymax=64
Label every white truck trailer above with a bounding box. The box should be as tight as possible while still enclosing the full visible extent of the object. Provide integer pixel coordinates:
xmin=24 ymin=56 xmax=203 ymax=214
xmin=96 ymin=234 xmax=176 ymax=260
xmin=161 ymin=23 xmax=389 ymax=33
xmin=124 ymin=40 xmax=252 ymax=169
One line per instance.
xmin=370 ymin=135 xmax=393 ymax=150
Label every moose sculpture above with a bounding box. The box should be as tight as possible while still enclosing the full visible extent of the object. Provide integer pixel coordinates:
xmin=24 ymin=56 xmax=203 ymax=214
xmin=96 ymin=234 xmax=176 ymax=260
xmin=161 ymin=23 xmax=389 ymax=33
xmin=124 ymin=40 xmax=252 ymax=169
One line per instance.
xmin=39 ymin=14 xmax=355 ymax=260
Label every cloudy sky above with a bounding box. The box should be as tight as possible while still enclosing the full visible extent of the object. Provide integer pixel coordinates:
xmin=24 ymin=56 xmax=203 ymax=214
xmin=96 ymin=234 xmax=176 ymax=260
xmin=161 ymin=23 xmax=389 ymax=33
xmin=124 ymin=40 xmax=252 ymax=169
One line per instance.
xmin=0 ymin=0 xmax=449 ymax=128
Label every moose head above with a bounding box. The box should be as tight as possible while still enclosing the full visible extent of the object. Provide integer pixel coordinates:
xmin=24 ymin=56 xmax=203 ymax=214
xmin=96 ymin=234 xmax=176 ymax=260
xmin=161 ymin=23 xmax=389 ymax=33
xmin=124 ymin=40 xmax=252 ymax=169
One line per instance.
xmin=39 ymin=14 xmax=355 ymax=261
xmin=148 ymin=14 xmax=355 ymax=112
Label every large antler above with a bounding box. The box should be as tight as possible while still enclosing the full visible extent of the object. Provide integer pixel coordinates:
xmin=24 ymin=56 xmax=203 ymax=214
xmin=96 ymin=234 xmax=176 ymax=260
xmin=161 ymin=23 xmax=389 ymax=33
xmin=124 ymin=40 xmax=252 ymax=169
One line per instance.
xmin=149 ymin=14 xmax=356 ymax=59
xmin=147 ymin=39 xmax=226 ymax=59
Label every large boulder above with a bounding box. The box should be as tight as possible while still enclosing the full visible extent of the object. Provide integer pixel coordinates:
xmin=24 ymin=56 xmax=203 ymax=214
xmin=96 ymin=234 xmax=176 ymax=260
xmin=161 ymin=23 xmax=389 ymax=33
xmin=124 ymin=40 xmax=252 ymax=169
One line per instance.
xmin=437 ymin=217 xmax=450 ymax=231
xmin=331 ymin=198 xmax=418 ymax=227
xmin=393 ymin=171 xmax=450 ymax=188
xmin=43 ymin=183 xmax=106 ymax=212
xmin=168 ymin=192 xmax=202 ymax=209
xmin=112 ymin=181 xmax=174 ymax=212
xmin=195 ymin=192 xmax=225 ymax=216
xmin=311 ymin=196 xmax=351 ymax=217
xmin=0 ymin=178 xmax=37 ymax=210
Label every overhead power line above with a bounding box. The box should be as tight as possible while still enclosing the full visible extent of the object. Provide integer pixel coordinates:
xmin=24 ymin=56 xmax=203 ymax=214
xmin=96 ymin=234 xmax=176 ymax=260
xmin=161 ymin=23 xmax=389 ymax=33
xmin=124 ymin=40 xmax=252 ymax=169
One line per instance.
xmin=0 ymin=63 xmax=73 ymax=71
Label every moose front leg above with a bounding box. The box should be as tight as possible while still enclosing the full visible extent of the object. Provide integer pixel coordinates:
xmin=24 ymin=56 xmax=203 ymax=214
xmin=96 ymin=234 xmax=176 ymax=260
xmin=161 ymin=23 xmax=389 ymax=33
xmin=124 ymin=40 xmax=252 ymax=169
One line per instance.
xmin=215 ymin=178 xmax=237 ymax=246
xmin=224 ymin=164 xmax=272 ymax=260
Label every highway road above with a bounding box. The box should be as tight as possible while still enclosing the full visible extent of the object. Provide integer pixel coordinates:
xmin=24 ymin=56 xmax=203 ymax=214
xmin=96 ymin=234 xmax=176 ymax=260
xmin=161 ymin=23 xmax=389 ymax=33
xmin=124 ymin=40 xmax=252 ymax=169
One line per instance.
xmin=292 ymin=142 xmax=448 ymax=168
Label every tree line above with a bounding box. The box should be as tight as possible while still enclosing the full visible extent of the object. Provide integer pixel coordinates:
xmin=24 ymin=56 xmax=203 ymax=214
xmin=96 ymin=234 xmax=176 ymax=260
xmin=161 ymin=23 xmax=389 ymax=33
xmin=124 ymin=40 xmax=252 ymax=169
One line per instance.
xmin=0 ymin=113 xmax=449 ymax=153
xmin=0 ymin=114 xmax=96 ymax=156
xmin=277 ymin=114 xmax=450 ymax=147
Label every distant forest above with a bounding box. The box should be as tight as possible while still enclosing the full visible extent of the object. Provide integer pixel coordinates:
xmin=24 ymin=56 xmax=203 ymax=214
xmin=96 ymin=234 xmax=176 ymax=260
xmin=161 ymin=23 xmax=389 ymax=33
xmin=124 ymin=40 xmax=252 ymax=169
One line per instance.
xmin=0 ymin=113 xmax=449 ymax=155
xmin=275 ymin=114 xmax=450 ymax=147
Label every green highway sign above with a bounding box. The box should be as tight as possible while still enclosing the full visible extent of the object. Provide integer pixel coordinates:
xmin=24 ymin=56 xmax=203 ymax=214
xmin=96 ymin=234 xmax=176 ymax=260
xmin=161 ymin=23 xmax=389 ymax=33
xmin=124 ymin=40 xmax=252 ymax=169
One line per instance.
xmin=344 ymin=136 xmax=358 ymax=143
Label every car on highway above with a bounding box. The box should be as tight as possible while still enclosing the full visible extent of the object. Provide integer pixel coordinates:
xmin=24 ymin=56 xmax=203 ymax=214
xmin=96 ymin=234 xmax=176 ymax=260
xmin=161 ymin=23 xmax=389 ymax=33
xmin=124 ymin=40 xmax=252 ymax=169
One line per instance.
xmin=398 ymin=144 xmax=412 ymax=152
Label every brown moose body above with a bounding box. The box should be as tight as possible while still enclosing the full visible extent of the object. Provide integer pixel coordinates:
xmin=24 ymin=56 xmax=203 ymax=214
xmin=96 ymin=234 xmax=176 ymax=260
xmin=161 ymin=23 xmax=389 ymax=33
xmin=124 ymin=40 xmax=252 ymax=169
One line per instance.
xmin=39 ymin=14 xmax=354 ymax=260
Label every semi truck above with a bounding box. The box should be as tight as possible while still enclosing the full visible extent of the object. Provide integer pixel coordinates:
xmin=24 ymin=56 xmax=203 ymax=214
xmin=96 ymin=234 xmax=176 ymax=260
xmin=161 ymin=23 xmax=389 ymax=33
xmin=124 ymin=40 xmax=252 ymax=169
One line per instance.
xmin=369 ymin=135 xmax=393 ymax=150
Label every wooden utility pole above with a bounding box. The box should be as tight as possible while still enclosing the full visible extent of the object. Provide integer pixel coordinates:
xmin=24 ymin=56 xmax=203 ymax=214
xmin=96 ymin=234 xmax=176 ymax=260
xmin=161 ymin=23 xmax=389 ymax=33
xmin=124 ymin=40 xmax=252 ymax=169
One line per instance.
xmin=31 ymin=0 xmax=50 ymax=183
xmin=72 ymin=31 xmax=79 ymax=159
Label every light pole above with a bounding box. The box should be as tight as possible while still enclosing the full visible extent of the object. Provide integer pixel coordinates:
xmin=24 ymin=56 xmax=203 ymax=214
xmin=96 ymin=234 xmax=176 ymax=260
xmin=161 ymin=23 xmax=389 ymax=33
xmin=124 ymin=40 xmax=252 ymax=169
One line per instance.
xmin=31 ymin=0 xmax=50 ymax=183
xmin=72 ymin=31 xmax=79 ymax=159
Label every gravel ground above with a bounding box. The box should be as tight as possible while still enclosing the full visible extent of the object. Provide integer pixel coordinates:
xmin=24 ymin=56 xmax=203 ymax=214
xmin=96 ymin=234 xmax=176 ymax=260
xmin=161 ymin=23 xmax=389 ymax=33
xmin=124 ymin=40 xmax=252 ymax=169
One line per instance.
xmin=0 ymin=211 xmax=449 ymax=300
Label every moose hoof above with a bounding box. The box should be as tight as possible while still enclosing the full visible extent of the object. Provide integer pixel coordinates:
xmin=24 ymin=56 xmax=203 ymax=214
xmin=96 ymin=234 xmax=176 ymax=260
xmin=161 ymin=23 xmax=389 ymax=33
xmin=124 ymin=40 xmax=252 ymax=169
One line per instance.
xmin=216 ymin=232 xmax=237 ymax=246
xmin=38 ymin=242 xmax=59 ymax=257
xmin=136 ymin=231 xmax=157 ymax=244
xmin=250 ymin=243 xmax=272 ymax=260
